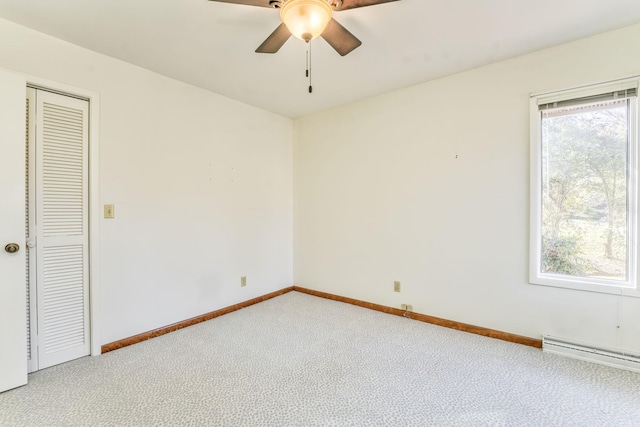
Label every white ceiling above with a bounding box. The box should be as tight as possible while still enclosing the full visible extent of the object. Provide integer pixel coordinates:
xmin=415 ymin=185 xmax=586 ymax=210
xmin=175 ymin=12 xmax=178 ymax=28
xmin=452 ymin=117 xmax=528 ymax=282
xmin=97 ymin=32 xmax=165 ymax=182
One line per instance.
xmin=1 ymin=0 xmax=640 ymax=118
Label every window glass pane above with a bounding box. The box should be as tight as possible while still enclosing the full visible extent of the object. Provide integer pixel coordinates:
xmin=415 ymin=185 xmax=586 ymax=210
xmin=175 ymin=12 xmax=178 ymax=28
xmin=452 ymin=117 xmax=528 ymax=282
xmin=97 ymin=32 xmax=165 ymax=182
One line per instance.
xmin=540 ymin=99 xmax=629 ymax=281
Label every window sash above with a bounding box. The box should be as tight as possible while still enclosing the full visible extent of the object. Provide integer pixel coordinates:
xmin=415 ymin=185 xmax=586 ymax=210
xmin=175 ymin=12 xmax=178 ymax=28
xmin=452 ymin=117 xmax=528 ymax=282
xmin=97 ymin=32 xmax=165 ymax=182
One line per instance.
xmin=530 ymin=78 xmax=640 ymax=297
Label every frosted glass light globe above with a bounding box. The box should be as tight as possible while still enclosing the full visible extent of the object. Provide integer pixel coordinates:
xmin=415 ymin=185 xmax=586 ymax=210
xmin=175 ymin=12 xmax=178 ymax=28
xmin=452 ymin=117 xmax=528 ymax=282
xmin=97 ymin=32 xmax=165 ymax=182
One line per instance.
xmin=280 ymin=0 xmax=333 ymax=42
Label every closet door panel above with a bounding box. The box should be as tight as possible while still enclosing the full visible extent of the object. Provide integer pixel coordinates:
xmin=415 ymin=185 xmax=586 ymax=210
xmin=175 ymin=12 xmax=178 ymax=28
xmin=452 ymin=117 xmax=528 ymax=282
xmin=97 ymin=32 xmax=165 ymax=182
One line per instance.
xmin=35 ymin=90 xmax=90 ymax=369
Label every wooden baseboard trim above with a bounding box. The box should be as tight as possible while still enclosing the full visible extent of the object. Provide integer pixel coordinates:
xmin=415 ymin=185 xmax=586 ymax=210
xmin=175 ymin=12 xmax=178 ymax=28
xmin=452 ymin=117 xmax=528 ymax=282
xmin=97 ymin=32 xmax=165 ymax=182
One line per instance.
xmin=102 ymin=285 xmax=541 ymax=354
xmin=292 ymin=286 xmax=542 ymax=349
xmin=101 ymin=286 xmax=295 ymax=354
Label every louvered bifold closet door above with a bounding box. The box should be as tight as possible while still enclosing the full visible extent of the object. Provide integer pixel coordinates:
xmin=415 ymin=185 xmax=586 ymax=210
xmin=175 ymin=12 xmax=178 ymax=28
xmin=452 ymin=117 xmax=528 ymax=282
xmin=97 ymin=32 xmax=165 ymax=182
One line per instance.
xmin=35 ymin=90 xmax=90 ymax=369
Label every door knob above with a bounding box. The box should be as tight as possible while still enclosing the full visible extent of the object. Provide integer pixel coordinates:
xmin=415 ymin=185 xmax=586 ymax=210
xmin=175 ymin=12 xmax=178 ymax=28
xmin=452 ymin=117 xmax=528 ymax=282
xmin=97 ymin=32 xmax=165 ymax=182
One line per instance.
xmin=4 ymin=243 xmax=20 ymax=254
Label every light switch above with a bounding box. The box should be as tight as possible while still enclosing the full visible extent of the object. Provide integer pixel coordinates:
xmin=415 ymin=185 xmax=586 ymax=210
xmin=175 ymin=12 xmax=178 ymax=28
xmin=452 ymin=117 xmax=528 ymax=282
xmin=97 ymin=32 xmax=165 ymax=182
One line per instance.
xmin=104 ymin=204 xmax=115 ymax=219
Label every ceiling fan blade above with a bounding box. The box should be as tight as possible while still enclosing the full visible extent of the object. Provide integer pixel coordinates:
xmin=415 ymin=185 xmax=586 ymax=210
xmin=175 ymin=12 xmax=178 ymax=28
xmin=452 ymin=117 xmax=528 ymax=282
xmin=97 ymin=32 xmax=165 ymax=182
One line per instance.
xmin=321 ymin=19 xmax=362 ymax=56
xmin=335 ymin=0 xmax=400 ymax=11
xmin=256 ymin=23 xmax=292 ymax=54
xmin=208 ymin=0 xmax=274 ymax=8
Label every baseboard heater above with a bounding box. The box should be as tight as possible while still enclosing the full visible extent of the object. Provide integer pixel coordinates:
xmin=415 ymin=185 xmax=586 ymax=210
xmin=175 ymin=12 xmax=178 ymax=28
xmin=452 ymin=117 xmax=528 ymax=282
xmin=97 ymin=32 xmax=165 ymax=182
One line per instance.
xmin=543 ymin=335 xmax=640 ymax=373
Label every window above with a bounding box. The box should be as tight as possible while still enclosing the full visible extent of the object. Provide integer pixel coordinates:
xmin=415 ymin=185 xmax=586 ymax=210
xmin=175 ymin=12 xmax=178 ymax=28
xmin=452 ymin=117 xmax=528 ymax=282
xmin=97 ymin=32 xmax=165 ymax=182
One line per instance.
xmin=530 ymin=78 xmax=640 ymax=295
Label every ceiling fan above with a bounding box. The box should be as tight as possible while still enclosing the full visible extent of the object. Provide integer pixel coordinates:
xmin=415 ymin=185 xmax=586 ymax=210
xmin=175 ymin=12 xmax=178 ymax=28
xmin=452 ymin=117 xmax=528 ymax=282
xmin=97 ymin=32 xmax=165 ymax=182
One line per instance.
xmin=209 ymin=0 xmax=401 ymax=56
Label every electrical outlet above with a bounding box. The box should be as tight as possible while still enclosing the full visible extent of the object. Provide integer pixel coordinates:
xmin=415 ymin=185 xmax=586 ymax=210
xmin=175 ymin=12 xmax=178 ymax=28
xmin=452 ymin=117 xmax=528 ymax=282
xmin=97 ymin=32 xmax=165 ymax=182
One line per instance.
xmin=401 ymin=304 xmax=413 ymax=312
xmin=240 ymin=276 xmax=247 ymax=287
xmin=394 ymin=281 xmax=401 ymax=292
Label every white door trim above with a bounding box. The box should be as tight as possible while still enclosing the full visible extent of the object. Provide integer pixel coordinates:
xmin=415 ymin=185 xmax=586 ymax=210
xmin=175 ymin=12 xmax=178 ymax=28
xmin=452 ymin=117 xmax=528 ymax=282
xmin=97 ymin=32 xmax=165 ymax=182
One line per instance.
xmin=26 ymin=75 xmax=101 ymax=357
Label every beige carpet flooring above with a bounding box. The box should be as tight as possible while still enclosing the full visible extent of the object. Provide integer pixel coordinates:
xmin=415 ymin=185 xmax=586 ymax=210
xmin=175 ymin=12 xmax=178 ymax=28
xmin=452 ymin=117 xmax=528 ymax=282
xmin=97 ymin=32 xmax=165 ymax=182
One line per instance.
xmin=1 ymin=291 xmax=639 ymax=426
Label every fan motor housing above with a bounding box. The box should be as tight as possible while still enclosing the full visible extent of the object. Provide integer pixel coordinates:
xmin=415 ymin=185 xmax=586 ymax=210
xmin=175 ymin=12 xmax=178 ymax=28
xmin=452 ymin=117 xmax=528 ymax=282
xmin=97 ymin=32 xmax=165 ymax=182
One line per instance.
xmin=273 ymin=0 xmax=342 ymax=10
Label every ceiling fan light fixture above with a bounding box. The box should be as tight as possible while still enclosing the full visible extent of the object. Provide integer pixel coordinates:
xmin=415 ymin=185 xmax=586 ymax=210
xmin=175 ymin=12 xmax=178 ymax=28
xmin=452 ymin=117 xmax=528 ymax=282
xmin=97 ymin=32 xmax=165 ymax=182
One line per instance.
xmin=280 ymin=0 xmax=333 ymax=42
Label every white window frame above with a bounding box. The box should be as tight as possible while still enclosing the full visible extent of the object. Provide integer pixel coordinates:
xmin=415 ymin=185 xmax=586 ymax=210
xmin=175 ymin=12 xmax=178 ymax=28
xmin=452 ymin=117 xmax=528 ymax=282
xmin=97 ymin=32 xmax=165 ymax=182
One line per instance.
xmin=530 ymin=77 xmax=640 ymax=297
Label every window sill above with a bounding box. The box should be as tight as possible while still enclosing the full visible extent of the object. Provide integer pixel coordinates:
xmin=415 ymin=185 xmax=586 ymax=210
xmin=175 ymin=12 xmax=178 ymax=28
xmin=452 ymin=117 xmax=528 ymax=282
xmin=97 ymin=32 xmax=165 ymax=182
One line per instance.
xmin=530 ymin=275 xmax=640 ymax=298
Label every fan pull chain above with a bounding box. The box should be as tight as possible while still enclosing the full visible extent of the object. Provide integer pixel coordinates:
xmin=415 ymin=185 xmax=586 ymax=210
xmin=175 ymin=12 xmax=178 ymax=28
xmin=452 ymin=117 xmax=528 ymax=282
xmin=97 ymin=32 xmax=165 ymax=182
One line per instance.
xmin=306 ymin=42 xmax=312 ymax=93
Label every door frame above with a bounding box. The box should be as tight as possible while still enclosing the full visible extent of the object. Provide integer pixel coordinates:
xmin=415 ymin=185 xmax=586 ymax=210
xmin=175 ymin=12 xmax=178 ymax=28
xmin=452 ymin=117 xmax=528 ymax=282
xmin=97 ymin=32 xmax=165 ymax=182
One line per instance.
xmin=26 ymin=75 xmax=101 ymax=357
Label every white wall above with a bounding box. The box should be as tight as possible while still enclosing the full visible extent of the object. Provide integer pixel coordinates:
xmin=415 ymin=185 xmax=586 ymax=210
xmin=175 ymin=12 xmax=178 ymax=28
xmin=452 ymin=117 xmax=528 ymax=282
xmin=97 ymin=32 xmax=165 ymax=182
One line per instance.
xmin=294 ymin=24 xmax=640 ymax=352
xmin=3 ymin=14 xmax=639 ymax=354
xmin=0 ymin=18 xmax=293 ymax=344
